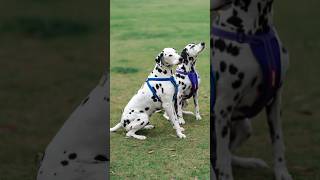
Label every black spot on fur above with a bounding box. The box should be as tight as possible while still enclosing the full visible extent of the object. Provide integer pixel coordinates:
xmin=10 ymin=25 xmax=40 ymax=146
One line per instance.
xmin=94 ymin=155 xmax=109 ymax=161
xmin=220 ymin=61 xmax=227 ymax=72
xmin=139 ymin=110 xmax=144 ymax=113
xmin=68 ymin=153 xmax=77 ymax=160
xmin=227 ymin=106 xmax=232 ymax=112
xmin=226 ymin=10 xmax=244 ymax=32
xmin=232 ymin=80 xmax=242 ymax=89
xmin=214 ymin=39 xmax=226 ymax=52
xmin=238 ymin=72 xmax=244 ymax=79
xmin=233 ymin=93 xmax=240 ymax=101
xmin=226 ymin=43 xmax=240 ymax=56
xmin=216 ymin=72 xmax=220 ymax=81
xmin=229 ymin=64 xmax=238 ymax=74
xmin=145 ymin=107 xmax=150 ymax=111
xmin=61 ymin=160 xmax=69 ymax=166
xmin=222 ymin=126 xmax=229 ymax=138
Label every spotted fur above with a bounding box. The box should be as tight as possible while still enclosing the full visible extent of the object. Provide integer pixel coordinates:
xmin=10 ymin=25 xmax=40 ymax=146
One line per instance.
xmin=110 ymin=48 xmax=186 ymax=140
xmin=211 ymin=0 xmax=292 ymax=180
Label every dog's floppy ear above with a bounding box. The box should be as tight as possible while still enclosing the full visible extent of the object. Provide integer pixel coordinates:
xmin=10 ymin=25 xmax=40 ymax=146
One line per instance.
xmin=155 ymin=52 xmax=164 ymax=65
xmin=181 ymin=48 xmax=188 ymax=64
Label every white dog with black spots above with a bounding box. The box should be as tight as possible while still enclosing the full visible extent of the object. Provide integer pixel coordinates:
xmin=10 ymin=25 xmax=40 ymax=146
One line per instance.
xmin=211 ymin=0 xmax=292 ymax=180
xmin=110 ymin=48 xmax=186 ymax=140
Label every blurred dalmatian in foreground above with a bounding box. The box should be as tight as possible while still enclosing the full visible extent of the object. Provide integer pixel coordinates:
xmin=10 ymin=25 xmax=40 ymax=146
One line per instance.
xmin=211 ymin=0 xmax=292 ymax=180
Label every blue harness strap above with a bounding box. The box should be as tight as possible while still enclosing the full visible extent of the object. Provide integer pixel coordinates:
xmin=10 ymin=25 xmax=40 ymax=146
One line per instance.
xmin=176 ymin=67 xmax=199 ymax=99
xmin=146 ymin=76 xmax=178 ymax=103
xmin=212 ymin=27 xmax=282 ymax=118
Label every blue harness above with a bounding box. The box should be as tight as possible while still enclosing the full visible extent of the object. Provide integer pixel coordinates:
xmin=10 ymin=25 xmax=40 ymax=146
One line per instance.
xmin=212 ymin=27 xmax=282 ymax=119
xmin=176 ymin=66 xmax=199 ymax=99
xmin=146 ymin=76 xmax=178 ymax=103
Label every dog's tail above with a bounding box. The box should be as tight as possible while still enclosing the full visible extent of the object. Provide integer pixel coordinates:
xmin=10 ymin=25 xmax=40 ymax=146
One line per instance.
xmin=110 ymin=123 xmax=122 ymax=132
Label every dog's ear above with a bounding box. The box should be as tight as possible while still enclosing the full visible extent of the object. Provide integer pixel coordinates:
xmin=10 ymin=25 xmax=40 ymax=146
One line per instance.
xmin=155 ymin=52 xmax=164 ymax=65
xmin=181 ymin=48 xmax=188 ymax=64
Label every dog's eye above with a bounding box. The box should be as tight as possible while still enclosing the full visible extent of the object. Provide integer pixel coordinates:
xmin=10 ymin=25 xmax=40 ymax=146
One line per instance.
xmin=169 ymin=54 xmax=172 ymax=57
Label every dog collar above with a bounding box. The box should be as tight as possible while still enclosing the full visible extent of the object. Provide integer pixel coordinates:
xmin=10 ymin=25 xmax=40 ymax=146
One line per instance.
xmin=146 ymin=76 xmax=178 ymax=103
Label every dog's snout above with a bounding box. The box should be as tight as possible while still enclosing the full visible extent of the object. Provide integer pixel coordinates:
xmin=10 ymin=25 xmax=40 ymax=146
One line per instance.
xmin=200 ymin=42 xmax=205 ymax=46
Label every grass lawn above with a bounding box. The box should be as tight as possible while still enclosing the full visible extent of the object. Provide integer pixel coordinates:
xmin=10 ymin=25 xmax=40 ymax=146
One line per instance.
xmin=233 ymin=1 xmax=320 ymax=179
xmin=109 ymin=0 xmax=210 ymax=179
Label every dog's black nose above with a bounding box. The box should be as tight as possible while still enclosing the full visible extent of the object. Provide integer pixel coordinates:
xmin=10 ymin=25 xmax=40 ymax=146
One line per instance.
xmin=201 ymin=42 xmax=205 ymax=46
xmin=179 ymin=57 xmax=183 ymax=62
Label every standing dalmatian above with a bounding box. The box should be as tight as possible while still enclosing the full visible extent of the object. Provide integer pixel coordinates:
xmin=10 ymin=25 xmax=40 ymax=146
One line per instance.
xmin=211 ymin=0 xmax=292 ymax=180
xmin=172 ymin=42 xmax=206 ymax=125
xmin=110 ymin=48 xmax=186 ymax=140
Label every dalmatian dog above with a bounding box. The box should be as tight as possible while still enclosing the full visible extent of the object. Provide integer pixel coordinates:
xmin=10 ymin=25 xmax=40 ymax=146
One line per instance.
xmin=211 ymin=0 xmax=292 ymax=180
xmin=110 ymin=48 xmax=186 ymax=140
xmin=163 ymin=42 xmax=206 ymax=124
xmin=37 ymin=73 xmax=109 ymax=180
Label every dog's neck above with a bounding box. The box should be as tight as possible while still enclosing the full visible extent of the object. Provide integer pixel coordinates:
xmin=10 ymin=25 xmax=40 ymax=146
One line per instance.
xmin=214 ymin=0 xmax=274 ymax=34
xmin=149 ymin=64 xmax=173 ymax=78
xmin=177 ymin=60 xmax=196 ymax=73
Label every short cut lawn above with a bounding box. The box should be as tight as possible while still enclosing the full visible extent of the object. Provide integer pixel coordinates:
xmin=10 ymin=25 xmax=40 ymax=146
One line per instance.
xmin=110 ymin=0 xmax=210 ymax=179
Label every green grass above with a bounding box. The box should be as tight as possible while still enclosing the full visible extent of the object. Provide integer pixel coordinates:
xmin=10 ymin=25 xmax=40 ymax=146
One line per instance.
xmin=234 ymin=1 xmax=320 ymax=179
xmin=110 ymin=0 xmax=210 ymax=179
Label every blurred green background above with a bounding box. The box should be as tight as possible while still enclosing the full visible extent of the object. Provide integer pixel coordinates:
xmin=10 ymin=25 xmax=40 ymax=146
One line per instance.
xmin=0 ymin=0 xmax=106 ymax=179
xmin=234 ymin=1 xmax=320 ymax=180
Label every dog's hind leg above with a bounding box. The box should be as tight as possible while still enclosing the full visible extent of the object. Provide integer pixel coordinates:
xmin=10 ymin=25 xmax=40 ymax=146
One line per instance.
xmin=266 ymin=88 xmax=292 ymax=180
xmin=126 ymin=129 xmax=146 ymax=140
xmin=110 ymin=123 xmax=122 ymax=132
xmin=230 ymin=118 xmax=269 ymax=169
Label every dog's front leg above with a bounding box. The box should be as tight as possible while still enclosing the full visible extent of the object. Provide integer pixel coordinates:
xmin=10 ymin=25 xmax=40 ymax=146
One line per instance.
xmin=266 ymin=88 xmax=292 ymax=180
xmin=162 ymin=102 xmax=186 ymax=139
xmin=176 ymin=92 xmax=185 ymax=124
xmin=215 ymin=96 xmax=234 ymax=180
xmin=193 ymin=91 xmax=202 ymax=120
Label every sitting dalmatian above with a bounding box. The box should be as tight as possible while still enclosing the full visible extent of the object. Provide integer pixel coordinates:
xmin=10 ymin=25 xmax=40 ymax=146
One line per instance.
xmin=211 ymin=0 xmax=292 ymax=180
xmin=110 ymin=48 xmax=186 ymax=140
xmin=37 ymin=73 xmax=109 ymax=180
xmin=164 ymin=42 xmax=206 ymax=124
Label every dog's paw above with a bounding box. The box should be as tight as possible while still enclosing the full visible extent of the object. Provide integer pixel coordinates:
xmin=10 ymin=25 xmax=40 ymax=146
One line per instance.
xmin=163 ymin=113 xmax=169 ymax=120
xmin=274 ymin=167 xmax=293 ymax=180
xmin=196 ymin=114 xmax=202 ymax=120
xmin=131 ymin=135 xmax=146 ymax=140
xmin=144 ymin=125 xmax=155 ymax=129
xmin=178 ymin=118 xmax=185 ymax=125
xmin=177 ymin=132 xmax=186 ymax=139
